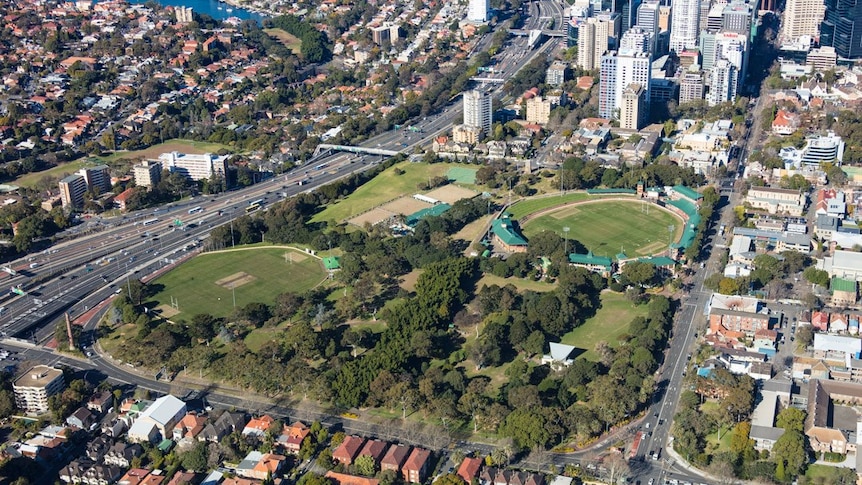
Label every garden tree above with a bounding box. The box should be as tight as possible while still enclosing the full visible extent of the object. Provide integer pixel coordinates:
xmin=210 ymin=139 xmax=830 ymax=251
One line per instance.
xmin=772 ymin=408 xmax=809 ymax=480
xmin=353 ymin=455 xmax=376 ymax=476
xmin=780 ymin=251 xmax=809 ymax=274
xmin=433 ymin=475 xmax=464 ymax=485
xmin=729 ymin=422 xmax=756 ymax=461
xmin=776 ymin=407 xmax=805 ymax=433
xmin=621 ymin=261 xmax=657 ymax=287
xmin=803 ymin=267 xmax=830 ymax=287
xmin=499 ymin=408 xmax=550 ymax=449
xmin=181 ymin=441 xmax=208 ymax=472
xmin=751 ymin=254 xmax=781 ymax=288
xmin=188 ymin=313 xmax=218 ymax=342
xmin=297 ymin=473 xmax=333 ymax=485
xmin=796 ymin=325 xmax=814 ymax=348
xmin=0 ymin=388 xmax=14 ymax=419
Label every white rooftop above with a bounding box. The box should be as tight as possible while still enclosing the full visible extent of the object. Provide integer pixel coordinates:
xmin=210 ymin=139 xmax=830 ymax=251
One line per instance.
xmin=138 ymin=395 xmax=186 ymax=426
xmin=813 ymin=333 xmax=862 ymax=355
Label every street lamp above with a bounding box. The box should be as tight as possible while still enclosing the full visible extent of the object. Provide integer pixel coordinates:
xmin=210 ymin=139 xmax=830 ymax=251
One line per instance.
xmin=563 ymin=226 xmax=570 ymax=255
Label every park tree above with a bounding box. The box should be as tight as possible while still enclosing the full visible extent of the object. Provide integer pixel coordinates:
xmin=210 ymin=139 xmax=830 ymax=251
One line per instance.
xmin=499 ymin=408 xmax=550 ymax=450
xmin=803 ymin=267 xmax=830 ymax=287
xmin=772 ymin=408 xmax=809 ymax=480
xmin=622 ymin=261 xmax=657 ymax=287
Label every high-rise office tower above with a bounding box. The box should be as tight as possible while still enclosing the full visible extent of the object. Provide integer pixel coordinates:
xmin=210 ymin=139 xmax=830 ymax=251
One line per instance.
xmin=599 ymin=50 xmax=651 ymax=119
xmin=637 ymin=0 xmax=660 ymax=33
xmin=462 ymin=90 xmax=492 ymax=133
xmin=781 ymin=0 xmax=825 ymax=41
xmin=670 ymin=0 xmax=701 ymax=52
xmin=820 ymin=0 xmax=862 ymax=58
xmin=707 ymin=59 xmax=738 ymax=106
xmin=467 ymin=0 xmax=489 ymax=23
xmin=722 ymin=2 xmax=753 ymax=37
xmin=619 ymin=0 xmax=642 ymax=34
xmin=700 ymin=31 xmax=717 ymax=70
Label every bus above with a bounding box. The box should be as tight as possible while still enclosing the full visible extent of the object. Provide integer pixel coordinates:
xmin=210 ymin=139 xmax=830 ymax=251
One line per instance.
xmin=246 ymin=203 xmax=261 ymax=213
xmin=141 ymin=218 xmax=159 ymax=226
xmin=248 ymin=199 xmax=264 ymax=207
xmin=188 ymin=206 xmax=203 ymax=215
xmin=315 ymin=163 xmax=328 ymax=170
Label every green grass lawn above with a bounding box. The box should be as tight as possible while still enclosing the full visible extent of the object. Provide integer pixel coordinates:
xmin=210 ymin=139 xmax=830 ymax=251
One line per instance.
xmin=310 ymin=161 xmax=478 ymax=224
xmin=560 ymin=291 xmax=650 ymax=360
xmin=263 ymin=28 xmax=302 ymax=54
xmin=476 ymin=274 xmax=556 ymax=292
xmin=150 ymin=247 xmax=327 ymax=319
xmin=805 ymin=464 xmax=852 ymax=482
xmin=98 ymin=139 xmax=231 ymax=163
xmin=13 ymin=159 xmax=97 ymax=188
xmin=522 ymin=200 xmax=683 ymax=257
xmin=507 ymin=193 xmax=591 ymax=219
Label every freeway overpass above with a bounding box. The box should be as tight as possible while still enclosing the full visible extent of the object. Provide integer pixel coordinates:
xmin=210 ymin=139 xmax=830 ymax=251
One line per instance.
xmin=312 ymin=144 xmax=401 ymax=159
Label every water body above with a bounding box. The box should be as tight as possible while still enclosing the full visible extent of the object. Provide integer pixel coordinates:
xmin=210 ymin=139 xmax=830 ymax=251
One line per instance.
xmin=131 ymin=0 xmax=268 ymax=24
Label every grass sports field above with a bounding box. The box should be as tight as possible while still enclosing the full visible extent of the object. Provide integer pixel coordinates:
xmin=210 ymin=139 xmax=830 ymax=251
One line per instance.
xmin=99 ymin=139 xmax=231 ymax=163
xmin=560 ymin=291 xmax=649 ymax=361
xmin=264 ymin=28 xmax=302 ymax=54
xmin=507 ymin=193 xmax=591 ymax=219
xmin=522 ymin=200 xmax=683 ymax=257
xmin=310 ymin=161 xmax=478 ymax=224
xmin=13 ymin=159 xmax=96 ymax=188
xmin=150 ymin=246 xmax=326 ymax=319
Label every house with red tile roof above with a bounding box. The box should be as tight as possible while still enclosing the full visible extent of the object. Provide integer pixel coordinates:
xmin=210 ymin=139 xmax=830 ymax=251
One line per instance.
xmin=242 ymin=415 xmax=274 ymax=437
xmin=812 ymin=311 xmax=829 ymax=332
xmin=325 ymin=471 xmax=381 ymax=485
xmin=333 ymin=435 xmax=366 ymax=465
xmin=402 ymin=447 xmax=431 ymax=483
xmin=457 ymin=457 xmax=483 ymax=483
xmin=277 ymin=421 xmax=311 ymax=454
xmin=172 ymin=413 xmax=207 ymax=443
xmin=771 ymin=109 xmax=800 ymax=136
xmin=166 ymin=471 xmax=200 ymax=485
xmin=381 ymin=444 xmax=411 ymax=473
xmin=114 ymin=187 xmax=135 ymax=211
xmin=358 ymin=439 xmax=389 ymax=463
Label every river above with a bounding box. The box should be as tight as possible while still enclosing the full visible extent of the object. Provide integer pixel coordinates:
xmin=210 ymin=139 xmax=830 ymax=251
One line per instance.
xmin=131 ymin=0 xmax=268 ymax=24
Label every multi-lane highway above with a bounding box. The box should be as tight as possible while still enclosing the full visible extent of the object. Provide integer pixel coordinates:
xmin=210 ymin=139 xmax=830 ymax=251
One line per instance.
xmin=0 ymin=10 xmax=562 ymax=343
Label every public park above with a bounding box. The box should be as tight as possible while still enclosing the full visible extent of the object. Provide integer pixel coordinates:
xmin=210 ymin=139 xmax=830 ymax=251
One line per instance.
xmin=149 ymin=246 xmax=328 ymax=319
xmin=520 ymin=199 xmax=685 ymax=258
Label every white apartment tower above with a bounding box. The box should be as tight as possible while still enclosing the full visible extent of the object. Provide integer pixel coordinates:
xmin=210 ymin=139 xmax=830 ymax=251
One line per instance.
xmin=621 ymin=27 xmax=652 ymax=54
xmin=599 ymin=50 xmax=651 ymax=119
xmin=463 ymin=90 xmax=493 ymax=133
xmin=707 ymin=59 xmax=738 ymax=106
xmin=670 ymin=0 xmax=701 ymax=52
xmin=468 ymin=0 xmax=490 ymax=23
xmin=781 ymin=0 xmax=825 ymax=41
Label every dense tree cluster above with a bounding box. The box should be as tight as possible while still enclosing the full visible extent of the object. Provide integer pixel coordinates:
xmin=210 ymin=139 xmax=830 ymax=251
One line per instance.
xmin=268 ymin=15 xmax=332 ymax=63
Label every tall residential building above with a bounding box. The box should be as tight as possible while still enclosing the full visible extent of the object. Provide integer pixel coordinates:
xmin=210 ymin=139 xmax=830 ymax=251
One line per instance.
xmin=636 ymin=0 xmax=660 ymax=33
xmin=620 ymin=83 xmax=646 ymax=130
xmin=80 ymin=164 xmax=111 ymax=195
xmin=467 ymin=0 xmax=489 ymax=23
xmin=658 ymin=6 xmax=671 ymax=32
xmin=699 ymin=0 xmax=713 ymax=32
xmin=175 ymin=6 xmax=193 ymax=23
xmin=621 ymin=26 xmax=652 ymax=54
xmin=722 ymin=2 xmax=753 ymax=37
xmin=715 ymin=31 xmax=748 ymax=85
xmin=59 ymin=174 xmax=87 ymax=209
xmin=781 ymin=0 xmax=825 ymax=41
xmin=670 ymin=0 xmax=700 ymax=52
xmin=133 ymin=160 xmax=162 ymax=188
xmin=13 ymin=365 xmax=65 ymax=415
xmin=371 ymin=25 xmax=390 ymax=45
xmin=598 ymin=50 xmax=651 ymax=119
xmin=526 ymin=97 xmax=553 ymax=124
xmin=463 ymin=90 xmax=492 ymax=133
xmin=707 ymin=59 xmax=738 ymax=106
xmin=821 ymin=0 xmax=862 ymax=58
xmin=679 ymin=71 xmax=705 ymax=104
xmin=578 ymin=17 xmax=612 ymax=70
xmin=157 ymin=152 xmax=228 ymax=182
xmin=546 ymin=61 xmax=569 ymax=86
